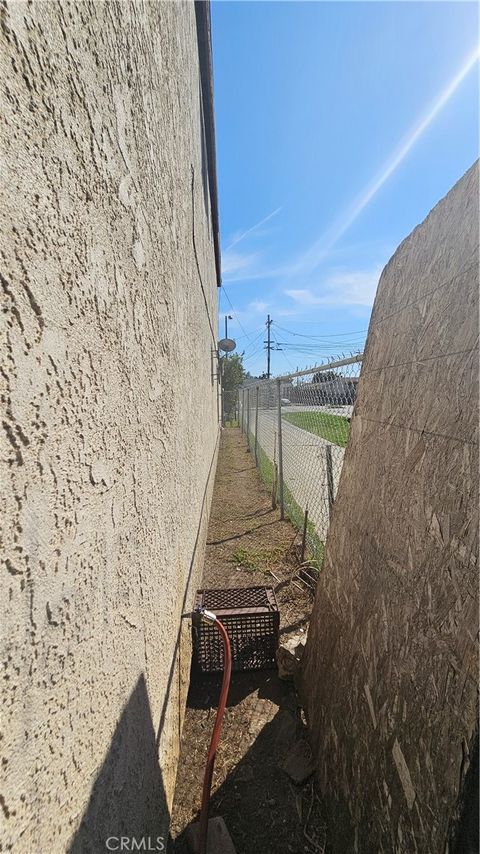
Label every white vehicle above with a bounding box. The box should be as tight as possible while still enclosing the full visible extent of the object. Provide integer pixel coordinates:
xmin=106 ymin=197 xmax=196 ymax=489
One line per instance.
xmin=281 ymin=398 xmax=291 ymax=406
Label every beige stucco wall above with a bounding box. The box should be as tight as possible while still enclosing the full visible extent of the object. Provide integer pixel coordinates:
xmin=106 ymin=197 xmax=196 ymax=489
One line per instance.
xmin=300 ymin=163 xmax=479 ymax=853
xmin=1 ymin=2 xmax=219 ymax=850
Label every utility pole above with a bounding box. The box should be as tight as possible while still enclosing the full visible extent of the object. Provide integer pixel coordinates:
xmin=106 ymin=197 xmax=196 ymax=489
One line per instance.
xmin=265 ymin=314 xmax=273 ymax=379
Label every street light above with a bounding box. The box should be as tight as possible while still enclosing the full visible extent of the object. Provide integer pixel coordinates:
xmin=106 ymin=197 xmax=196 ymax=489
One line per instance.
xmin=218 ymin=327 xmax=236 ymax=427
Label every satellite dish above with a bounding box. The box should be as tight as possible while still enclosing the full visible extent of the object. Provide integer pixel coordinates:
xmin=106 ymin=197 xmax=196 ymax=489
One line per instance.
xmin=218 ymin=338 xmax=236 ymax=353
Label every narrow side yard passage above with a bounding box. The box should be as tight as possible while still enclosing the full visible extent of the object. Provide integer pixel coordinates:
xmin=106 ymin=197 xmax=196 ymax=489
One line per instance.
xmin=169 ymin=427 xmax=325 ymax=853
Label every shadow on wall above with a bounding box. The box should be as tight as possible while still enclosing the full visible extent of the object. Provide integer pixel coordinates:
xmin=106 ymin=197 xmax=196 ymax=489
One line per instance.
xmin=68 ymin=674 xmax=169 ymax=854
xmin=198 ymin=79 xmax=210 ymax=222
xmin=67 ymin=438 xmax=220 ymax=853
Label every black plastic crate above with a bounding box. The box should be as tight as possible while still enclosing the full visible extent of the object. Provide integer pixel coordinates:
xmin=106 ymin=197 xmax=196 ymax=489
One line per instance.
xmin=193 ymin=586 xmax=280 ymax=674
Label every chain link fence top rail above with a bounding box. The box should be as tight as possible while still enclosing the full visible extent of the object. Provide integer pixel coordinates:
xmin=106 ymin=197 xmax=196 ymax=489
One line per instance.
xmin=239 ymin=355 xmax=364 ymax=566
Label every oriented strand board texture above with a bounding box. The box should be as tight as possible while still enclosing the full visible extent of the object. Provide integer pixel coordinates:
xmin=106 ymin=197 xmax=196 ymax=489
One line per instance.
xmin=301 ymin=163 xmax=479 ymax=853
xmin=1 ymin=2 xmax=219 ymax=851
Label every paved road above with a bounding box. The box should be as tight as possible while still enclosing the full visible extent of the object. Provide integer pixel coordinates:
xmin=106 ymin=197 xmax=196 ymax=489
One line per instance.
xmin=250 ymin=408 xmax=346 ymax=542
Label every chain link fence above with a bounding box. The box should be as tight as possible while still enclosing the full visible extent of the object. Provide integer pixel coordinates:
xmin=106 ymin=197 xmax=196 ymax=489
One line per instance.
xmin=239 ymin=355 xmax=363 ymax=567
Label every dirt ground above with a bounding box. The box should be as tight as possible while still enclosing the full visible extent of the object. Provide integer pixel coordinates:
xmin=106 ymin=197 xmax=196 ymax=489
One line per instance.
xmin=168 ymin=427 xmax=327 ymax=854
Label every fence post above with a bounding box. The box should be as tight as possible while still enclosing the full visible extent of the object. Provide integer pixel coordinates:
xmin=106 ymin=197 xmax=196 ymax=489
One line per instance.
xmin=254 ymin=385 xmax=259 ymax=466
xmin=271 ymin=431 xmax=277 ymax=510
xmin=246 ymin=387 xmax=250 ymax=451
xmin=220 ymin=358 xmax=225 ymax=427
xmin=241 ymin=389 xmax=245 ymax=433
xmin=326 ymin=444 xmax=335 ymax=514
xmin=276 ymin=378 xmax=284 ymax=520
xmin=301 ymin=505 xmax=309 ymax=563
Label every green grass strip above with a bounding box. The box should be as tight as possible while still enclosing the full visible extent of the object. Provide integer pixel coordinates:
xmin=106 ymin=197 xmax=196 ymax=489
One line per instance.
xmin=255 ymin=442 xmax=325 ymax=568
xmin=283 ymin=411 xmax=350 ymax=447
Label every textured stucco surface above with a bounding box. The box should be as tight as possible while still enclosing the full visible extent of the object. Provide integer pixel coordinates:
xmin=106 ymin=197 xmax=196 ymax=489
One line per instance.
xmin=1 ymin=2 xmax=219 ymax=850
xmin=300 ymin=164 xmax=479 ymax=853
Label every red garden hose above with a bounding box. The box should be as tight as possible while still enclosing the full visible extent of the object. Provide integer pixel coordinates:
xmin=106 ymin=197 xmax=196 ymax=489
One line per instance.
xmin=197 ymin=616 xmax=232 ymax=854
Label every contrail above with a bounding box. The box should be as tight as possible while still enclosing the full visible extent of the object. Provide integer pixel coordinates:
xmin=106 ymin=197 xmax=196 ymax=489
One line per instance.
xmin=294 ymin=45 xmax=480 ymax=276
xmin=224 ymin=207 xmax=282 ymax=252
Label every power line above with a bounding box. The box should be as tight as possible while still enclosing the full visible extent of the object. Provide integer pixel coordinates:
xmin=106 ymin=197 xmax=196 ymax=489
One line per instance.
xmin=275 ymin=342 xmax=365 ymax=352
xmin=265 ymin=314 xmax=273 ymax=378
xmin=220 ymin=286 xmax=252 ymax=342
xmin=277 ymin=338 xmax=365 ymax=345
xmin=274 ymin=322 xmax=368 ymax=339
xmin=217 ymin=300 xmax=366 ymax=367
xmin=276 ymin=338 xmax=366 ymax=348
xmin=270 ymin=329 xmax=294 ymax=372
xmin=284 ymin=345 xmax=365 ymax=353
xmin=243 ymin=343 xmax=267 ymax=364
xmin=279 ymin=348 xmax=295 ymax=371
xmin=274 ymin=321 xmax=369 ymax=334
xmin=233 ymin=324 xmax=265 ymax=341
xmin=242 ymin=328 xmax=266 ymax=356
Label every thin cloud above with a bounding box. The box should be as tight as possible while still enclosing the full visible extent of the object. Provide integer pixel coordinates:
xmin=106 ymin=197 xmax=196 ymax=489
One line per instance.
xmin=289 ymin=45 xmax=480 ymax=278
xmin=221 ymin=45 xmax=478 ymax=292
xmin=249 ymin=299 xmax=269 ymax=313
xmin=223 ymin=264 xmax=288 ymax=284
xmin=224 ymin=207 xmax=282 ymax=252
xmin=286 ymin=266 xmax=382 ymax=308
xmin=221 ymin=250 xmax=259 ymax=277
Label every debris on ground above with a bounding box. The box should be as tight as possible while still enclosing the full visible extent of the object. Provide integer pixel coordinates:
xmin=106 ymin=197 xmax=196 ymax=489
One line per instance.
xmin=185 ymin=817 xmax=237 ymax=854
xmin=276 ymin=631 xmax=308 ymax=681
xmin=281 ymin=738 xmax=316 ymax=785
xmin=169 ymin=428 xmax=325 ymax=853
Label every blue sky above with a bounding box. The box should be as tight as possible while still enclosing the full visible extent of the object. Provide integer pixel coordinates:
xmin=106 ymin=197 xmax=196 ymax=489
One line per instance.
xmin=211 ymin=1 xmax=479 ymax=377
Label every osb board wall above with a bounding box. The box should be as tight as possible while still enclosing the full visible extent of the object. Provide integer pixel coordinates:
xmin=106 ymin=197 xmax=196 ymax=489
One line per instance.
xmin=1 ymin=2 xmax=219 ymax=851
xmin=301 ymin=162 xmax=479 ymax=854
